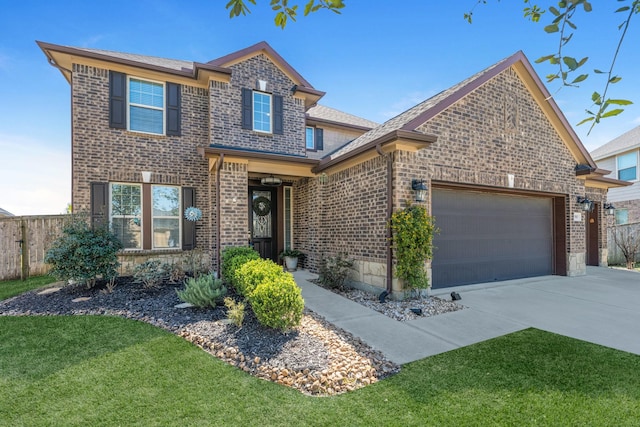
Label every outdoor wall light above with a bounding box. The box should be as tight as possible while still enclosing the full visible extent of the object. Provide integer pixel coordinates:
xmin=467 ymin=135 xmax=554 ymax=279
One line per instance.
xmin=577 ymin=196 xmax=594 ymax=212
xmin=604 ymin=203 xmax=616 ymax=216
xmin=412 ymin=179 xmax=428 ymax=203
xmin=261 ymin=175 xmax=282 ymax=187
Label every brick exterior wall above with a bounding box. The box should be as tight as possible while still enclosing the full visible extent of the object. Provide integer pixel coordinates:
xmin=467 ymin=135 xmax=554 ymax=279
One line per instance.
xmin=209 ymin=54 xmax=306 ymax=156
xmin=611 ymin=199 xmax=640 ymax=224
xmin=219 ymin=161 xmax=249 ymax=250
xmin=71 ymin=64 xmax=213 ymax=265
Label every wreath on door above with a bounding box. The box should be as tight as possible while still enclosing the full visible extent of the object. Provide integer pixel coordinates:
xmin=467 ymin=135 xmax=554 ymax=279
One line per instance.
xmin=252 ymin=196 xmax=271 ymax=216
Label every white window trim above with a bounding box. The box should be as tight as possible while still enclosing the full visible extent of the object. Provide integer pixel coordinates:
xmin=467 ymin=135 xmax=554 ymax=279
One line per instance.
xmin=283 ymin=186 xmax=294 ymax=250
xmin=109 ymin=182 xmax=143 ymax=251
xmin=127 ymin=76 xmax=166 ymax=136
xmin=306 ymin=126 xmax=315 ymax=151
xmin=151 ymin=185 xmax=182 ymax=250
xmin=252 ymin=90 xmax=272 ymax=134
xmin=616 ymin=150 xmax=639 ymax=182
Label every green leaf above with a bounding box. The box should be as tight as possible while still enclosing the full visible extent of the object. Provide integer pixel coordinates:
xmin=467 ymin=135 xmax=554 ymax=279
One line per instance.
xmin=577 ymin=57 xmax=588 ymax=67
xmin=535 ymin=54 xmax=556 ymax=64
xmin=616 ymin=6 xmax=630 ymax=13
xmin=566 ymin=20 xmax=577 ymax=30
xmin=609 ymin=76 xmax=622 ymax=84
xmin=576 ymin=117 xmax=595 ymax=126
xmin=549 ymin=6 xmax=560 ymax=16
xmin=571 ymin=74 xmax=588 ymax=84
xmin=563 ymin=56 xmax=578 ymax=70
xmin=583 ymin=2 xmax=592 ymax=12
xmin=591 ymin=91 xmax=602 ymax=104
xmin=602 ymin=108 xmax=624 ymax=118
xmin=544 ymin=23 xmax=559 ymax=33
xmin=607 ymin=99 xmax=633 ymax=106
xmin=304 ymin=0 xmax=314 ymax=15
xmin=594 ymin=69 xmax=605 ymax=74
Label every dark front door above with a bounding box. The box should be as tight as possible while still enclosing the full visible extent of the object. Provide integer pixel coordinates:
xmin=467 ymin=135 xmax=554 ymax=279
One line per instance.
xmin=249 ymin=187 xmax=278 ymax=261
xmin=586 ymin=203 xmax=599 ymax=266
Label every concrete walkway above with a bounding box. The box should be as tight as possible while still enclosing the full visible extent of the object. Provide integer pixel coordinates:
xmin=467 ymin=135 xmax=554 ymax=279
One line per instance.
xmin=293 ymin=267 xmax=640 ymax=365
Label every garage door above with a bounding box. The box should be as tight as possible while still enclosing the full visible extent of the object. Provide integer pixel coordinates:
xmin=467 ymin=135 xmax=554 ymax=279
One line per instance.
xmin=431 ymin=188 xmax=553 ymax=288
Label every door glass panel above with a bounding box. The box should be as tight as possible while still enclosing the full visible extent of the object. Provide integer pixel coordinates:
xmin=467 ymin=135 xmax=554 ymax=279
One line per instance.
xmin=252 ymin=190 xmax=272 ymax=238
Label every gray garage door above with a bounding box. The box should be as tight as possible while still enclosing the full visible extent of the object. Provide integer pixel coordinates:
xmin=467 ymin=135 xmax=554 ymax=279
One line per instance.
xmin=431 ymin=188 xmax=553 ymax=288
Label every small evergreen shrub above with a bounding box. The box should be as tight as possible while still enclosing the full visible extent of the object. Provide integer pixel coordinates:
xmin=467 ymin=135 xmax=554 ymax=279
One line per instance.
xmin=249 ymin=273 xmax=304 ymax=331
xmin=318 ymin=252 xmax=355 ymax=289
xmin=45 ymin=218 xmax=123 ymax=288
xmin=224 ymin=297 xmax=245 ymax=328
xmin=133 ymin=260 xmax=166 ymax=289
xmin=221 ymin=247 xmax=260 ymax=289
xmin=235 ymin=258 xmax=284 ymax=297
xmin=177 ymin=273 xmax=227 ymax=308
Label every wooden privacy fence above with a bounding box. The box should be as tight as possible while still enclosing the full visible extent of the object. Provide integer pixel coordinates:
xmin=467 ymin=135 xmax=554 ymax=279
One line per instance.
xmin=607 ymin=222 xmax=640 ymax=267
xmin=0 ymin=215 xmax=69 ymax=281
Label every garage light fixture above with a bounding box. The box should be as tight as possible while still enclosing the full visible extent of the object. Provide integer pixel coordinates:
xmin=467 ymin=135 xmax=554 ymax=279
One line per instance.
xmin=604 ymin=203 xmax=616 ymax=216
xmin=577 ymin=196 xmax=594 ymax=212
xmin=412 ymin=179 xmax=428 ymax=203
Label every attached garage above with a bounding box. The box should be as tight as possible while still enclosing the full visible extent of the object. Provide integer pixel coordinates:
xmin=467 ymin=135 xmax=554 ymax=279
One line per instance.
xmin=431 ymin=187 xmax=555 ymax=288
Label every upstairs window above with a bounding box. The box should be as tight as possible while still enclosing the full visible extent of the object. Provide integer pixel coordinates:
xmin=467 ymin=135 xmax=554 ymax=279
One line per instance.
xmin=617 ymin=151 xmax=637 ymax=181
xmin=129 ymin=78 xmax=164 ymax=135
xmin=109 ymin=71 xmax=181 ymax=136
xmin=306 ymin=126 xmax=315 ymax=150
xmin=253 ymin=91 xmax=272 ymax=133
xmin=241 ymin=88 xmax=283 ymax=134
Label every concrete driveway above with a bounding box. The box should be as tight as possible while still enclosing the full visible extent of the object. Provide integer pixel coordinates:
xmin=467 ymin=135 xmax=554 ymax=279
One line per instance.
xmin=430 ymin=266 xmax=640 ymax=357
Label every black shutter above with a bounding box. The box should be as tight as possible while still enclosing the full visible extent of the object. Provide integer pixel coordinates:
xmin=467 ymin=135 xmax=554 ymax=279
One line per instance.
xmin=182 ymin=187 xmax=196 ymax=250
xmin=241 ymin=88 xmax=253 ymax=130
xmin=166 ymin=82 xmax=181 ymax=136
xmin=91 ymin=182 xmax=108 ymax=229
xmin=273 ymin=95 xmax=284 ymax=135
xmin=315 ymin=127 xmax=324 ymax=151
xmin=109 ymin=71 xmax=126 ymax=129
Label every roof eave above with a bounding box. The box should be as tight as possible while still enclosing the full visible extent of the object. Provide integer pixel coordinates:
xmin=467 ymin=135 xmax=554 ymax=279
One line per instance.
xmin=305 ymin=116 xmax=375 ymax=132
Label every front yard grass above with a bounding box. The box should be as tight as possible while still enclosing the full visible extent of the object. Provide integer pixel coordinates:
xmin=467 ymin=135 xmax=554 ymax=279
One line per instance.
xmin=0 ymin=275 xmax=57 ymax=300
xmin=1 ymin=316 xmax=639 ymax=426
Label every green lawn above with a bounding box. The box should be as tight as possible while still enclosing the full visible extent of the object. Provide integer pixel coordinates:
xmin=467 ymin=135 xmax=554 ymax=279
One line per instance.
xmin=1 ymin=316 xmax=639 ymax=426
xmin=0 ymin=275 xmax=58 ymax=300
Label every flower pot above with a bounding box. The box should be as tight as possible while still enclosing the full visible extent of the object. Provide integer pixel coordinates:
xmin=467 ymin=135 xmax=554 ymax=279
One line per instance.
xmin=284 ymin=256 xmax=298 ymax=271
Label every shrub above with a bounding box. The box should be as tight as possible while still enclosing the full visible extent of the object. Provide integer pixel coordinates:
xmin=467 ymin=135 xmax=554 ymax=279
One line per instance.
xmin=221 ymin=246 xmax=260 ymax=288
xmin=224 ymin=297 xmax=245 ymax=328
xmin=249 ymin=273 xmax=304 ymax=331
xmin=133 ymin=260 xmax=166 ymax=289
xmin=164 ymin=262 xmax=186 ymax=283
xmin=183 ymin=248 xmax=210 ymax=278
xmin=318 ymin=252 xmax=355 ymax=289
xmin=45 ymin=218 xmax=123 ymax=288
xmin=235 ymin=258 xmax=284 ymax=297
xmin=177 ymin=274 xmax=227 ymax=308
xmin=389 ymin=204 xmax=436 ymax=290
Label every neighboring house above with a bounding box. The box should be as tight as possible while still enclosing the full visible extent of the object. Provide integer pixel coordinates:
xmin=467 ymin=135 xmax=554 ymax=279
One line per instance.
xmin=591 ymin=125 xmax=640 ymax=225
xmin=0 ymin=208 xmax=14 ymax=217
xmin=38 ymin=40 xmax=625 ymax=294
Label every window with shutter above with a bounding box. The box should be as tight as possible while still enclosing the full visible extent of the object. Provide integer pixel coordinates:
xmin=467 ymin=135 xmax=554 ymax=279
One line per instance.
xmin=109 ymin=72 xmax=126 ymax=129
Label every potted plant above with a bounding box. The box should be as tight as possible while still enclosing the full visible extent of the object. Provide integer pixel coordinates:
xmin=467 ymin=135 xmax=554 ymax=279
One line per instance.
xmin=279 ymin=249 xmax=303 ymax=271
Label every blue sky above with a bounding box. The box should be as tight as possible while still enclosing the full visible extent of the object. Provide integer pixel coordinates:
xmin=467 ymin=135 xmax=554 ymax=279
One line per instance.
xmin=1 ymin=1 xmax=639 ymax=215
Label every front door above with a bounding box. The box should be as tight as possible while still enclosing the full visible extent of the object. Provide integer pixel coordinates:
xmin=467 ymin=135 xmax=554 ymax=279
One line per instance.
xmin=586 ymin=203 xmax=599 ymax=266
xmin=249 ymin=187 xmax=278 ymax=261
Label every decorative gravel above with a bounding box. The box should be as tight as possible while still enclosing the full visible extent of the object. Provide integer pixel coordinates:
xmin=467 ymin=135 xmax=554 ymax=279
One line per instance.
xmin=0 ymin=277 xmax=462 ymax=395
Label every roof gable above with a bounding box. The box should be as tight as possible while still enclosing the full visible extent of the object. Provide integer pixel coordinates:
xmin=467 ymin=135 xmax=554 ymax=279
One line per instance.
xmin=329 ymin=51 xmax=596 ymax=169
xmin=208 ymin=41 xmax=314 ymax=89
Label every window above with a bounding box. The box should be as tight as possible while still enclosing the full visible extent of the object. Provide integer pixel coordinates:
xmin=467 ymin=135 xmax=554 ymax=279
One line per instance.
xmin=108 ymin=183 xmax=182 ymax=250
xmin=110 ymin=183 xmax=142 ymax=250
xmin=617 ymin=152 xmax=637 ymax=181
xmin=152 ymin=186 xmax=181 ymax=249
xmin=306 ymin=126 xmax=315 ymax=150
xmin=253 ymin=91 xmax=272 ymax=133
xmin=128 ymin=78 xmax=164 ymax=135
xmin=615 ymin=209 xmax=629 ymax=225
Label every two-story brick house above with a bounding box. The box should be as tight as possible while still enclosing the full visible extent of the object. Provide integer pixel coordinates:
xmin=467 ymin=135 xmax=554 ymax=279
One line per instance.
xmin=38 ymin=40 xmax=625 ymax=294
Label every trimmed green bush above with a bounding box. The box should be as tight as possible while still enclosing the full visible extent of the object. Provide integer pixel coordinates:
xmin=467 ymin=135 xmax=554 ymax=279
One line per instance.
xmin=249 ymin=273 xmax=304 ymax=331
xmin=133 ymin=260 xmax=166 ymax=289
xmin=45 ymin=218 xmax=123 ymax=288
xmin=177 ymin=274 xmax=227 ymax=308
xmin=221 ymin=247 xmax=260 ymax=289
xmin=235 ymin=259 xmax=284 ymax=297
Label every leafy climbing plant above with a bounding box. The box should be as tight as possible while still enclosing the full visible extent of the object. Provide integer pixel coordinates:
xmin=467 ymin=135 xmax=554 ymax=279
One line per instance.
xmin=389 ymin=204 xmax=436 ymax=290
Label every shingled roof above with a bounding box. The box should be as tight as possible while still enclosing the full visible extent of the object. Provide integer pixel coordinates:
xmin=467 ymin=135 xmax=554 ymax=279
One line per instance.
xmin=591 ymin=125 xmax=640 ymax=160
xmin=73 ymin=47 xmax=195 ymax=73
xmin=307 ymin=105 xmax=378 ymax=130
